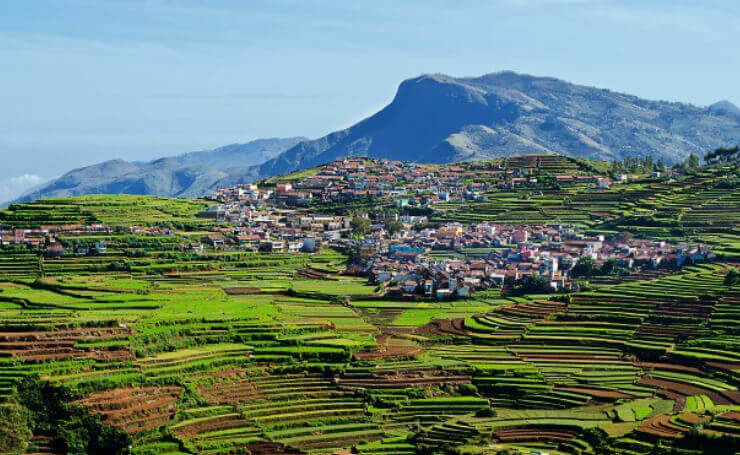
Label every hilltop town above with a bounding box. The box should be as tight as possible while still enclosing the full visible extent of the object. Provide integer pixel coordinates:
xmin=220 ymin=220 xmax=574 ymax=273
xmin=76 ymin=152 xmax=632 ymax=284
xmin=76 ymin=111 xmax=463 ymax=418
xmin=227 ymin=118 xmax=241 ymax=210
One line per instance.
xmin=200 ymin=156 xmax=716 ymax=296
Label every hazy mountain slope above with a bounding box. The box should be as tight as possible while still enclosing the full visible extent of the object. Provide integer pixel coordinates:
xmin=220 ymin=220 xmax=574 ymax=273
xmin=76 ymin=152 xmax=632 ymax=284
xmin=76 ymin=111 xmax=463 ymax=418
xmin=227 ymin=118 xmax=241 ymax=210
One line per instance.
xmin=173 ymin=137 xmax=307 ymax=169
xmin=708 ymin=100 xmax=740 ymax=118
xmin=15 ymin=137 xmax=305 ymax=202
xmin=256 ymin=71 xmax=739 ymax=179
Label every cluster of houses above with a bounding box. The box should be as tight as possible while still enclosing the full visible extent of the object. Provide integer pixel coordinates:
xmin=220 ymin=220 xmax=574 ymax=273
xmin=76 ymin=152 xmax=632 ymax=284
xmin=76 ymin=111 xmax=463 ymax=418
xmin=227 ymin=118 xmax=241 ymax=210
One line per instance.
xmin=189 ymin=158 xmax=715 ymax=298
xmin=187 ymin=212 xmax=355 ymax=254
xmin=0 ymin=210 xmax=356 ymax=258
xmin=0 ymin=224 xmax=110 ymax=257
xmin=209 ymin=157 xmax=619 ymax=209
xmin=1 ymin=156 xmax=714 ymax=300
xmin=351 ymin=223 xmax=714 ymax=298
xmin=191 ymin=184 xmax=715 ymax=299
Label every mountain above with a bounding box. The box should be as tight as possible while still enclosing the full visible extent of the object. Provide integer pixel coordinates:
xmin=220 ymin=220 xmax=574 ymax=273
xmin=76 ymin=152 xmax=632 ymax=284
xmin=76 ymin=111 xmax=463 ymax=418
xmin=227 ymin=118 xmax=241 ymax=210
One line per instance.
xmin=255 ymin=72 xmax=739 ymax=180
xmin=16 ymin=72 xmax=740 ymax=202
xmin=14 ymin=137 xmax=305 ymax=203
xmin=172 ymin=138 xmax=308 ymax=169
xmin=708 ymin=100 xmax=740 ymax=118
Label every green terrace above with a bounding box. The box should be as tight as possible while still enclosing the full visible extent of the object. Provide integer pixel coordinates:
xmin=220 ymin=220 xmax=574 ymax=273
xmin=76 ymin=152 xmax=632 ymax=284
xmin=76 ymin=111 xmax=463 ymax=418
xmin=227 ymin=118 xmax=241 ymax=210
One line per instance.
xmin=0 ymin=168 xmax=737 ymax=455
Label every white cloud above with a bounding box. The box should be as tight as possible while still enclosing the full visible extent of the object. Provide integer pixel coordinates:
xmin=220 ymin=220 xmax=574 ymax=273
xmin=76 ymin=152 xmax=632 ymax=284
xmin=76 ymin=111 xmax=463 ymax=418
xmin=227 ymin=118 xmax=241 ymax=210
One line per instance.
xmin=0 ymin=174 xmax=46 ymax=204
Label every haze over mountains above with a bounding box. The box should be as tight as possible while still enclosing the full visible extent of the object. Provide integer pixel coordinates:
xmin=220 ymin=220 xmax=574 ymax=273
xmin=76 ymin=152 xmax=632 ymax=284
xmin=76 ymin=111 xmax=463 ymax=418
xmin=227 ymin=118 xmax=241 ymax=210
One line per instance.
xmin=15 ymin=71 xmax=740 ymax=203
xmin=14 ymin=137 xmax=305 ymax=203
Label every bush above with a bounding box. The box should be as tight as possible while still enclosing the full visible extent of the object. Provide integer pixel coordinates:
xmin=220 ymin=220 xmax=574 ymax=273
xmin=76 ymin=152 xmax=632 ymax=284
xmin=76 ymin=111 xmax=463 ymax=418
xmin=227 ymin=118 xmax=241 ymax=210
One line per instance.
xmin=0 ymin=403 xmax=32 ymax=453
xmin=350 ymin=216 xmax=371 ymax=237
xmin=474 ymin=407 xmax=496 ymax=417
xmin=509 ymin=274 xmax=553 ymax=295
xmin=15 ymin=378 xmax=131 ymax=455
xmin=571 ymin=255 xmax=596 ymax=277
xmin=56 ymin=413 xmax=131 ymax=455
xmin=580 ymin=427 xmax=612 ymax=455
xmin=457 ymin=383 xmax=479 ymax=396
xmin=724 ymin=268 xmax=739 ymax=287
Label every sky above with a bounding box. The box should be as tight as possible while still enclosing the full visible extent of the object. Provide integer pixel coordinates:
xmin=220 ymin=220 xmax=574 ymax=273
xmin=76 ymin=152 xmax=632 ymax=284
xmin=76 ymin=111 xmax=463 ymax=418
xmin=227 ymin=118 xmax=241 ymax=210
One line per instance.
xmin=1 ymin=0 xmax=739 ymax=201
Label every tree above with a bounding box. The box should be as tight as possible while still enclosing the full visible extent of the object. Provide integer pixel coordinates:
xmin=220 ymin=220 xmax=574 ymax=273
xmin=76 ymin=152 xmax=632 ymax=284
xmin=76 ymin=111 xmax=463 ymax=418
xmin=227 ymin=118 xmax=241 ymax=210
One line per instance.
xmin=688 ymin=153 xmax=700 ymax=169
xmin=0 ymin=404 xmax=32 ymax=453
xmin=580 ymin=428 xmax=613 ymax=455
xmin=350 ymin=216 xmax=371 ymax=237
xmin=510 ymin=274 xmax=553 ymax=295
xmin=675 ymin=153 xmax=701 ymax=173
xmin=705 ymin=145 xmax=739 ymax=164
xmin=571 ymin=255 xmax=596 ymax=277
xmin=384 ymin=219 xmax=404 ymax=236
xmin=15 ymin=378 xmax=131 ymax=455
xmin=600 ymin=258 xmax=619 ymax=275
xmin=616 ymin=231 xmax=633 ymax=243
xmin=56 ymin=413 xmax=130 ymax=455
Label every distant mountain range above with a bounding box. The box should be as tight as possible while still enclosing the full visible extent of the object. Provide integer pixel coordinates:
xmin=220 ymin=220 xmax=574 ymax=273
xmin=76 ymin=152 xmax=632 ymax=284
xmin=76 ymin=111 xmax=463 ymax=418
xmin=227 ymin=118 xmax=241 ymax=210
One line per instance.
xmin=15 ymin=71 xmax=740 ymax=203
xmin=14 ymin=137 xmax=305 ymax=203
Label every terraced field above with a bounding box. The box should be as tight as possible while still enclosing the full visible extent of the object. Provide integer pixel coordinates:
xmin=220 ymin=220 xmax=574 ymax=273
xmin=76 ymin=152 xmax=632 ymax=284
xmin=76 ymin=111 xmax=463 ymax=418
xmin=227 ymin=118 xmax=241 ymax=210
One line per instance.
xmin=434 ymin=161 xmax=740 ymax=258
xmin=0 ymin=160 xmax=738 ymax=455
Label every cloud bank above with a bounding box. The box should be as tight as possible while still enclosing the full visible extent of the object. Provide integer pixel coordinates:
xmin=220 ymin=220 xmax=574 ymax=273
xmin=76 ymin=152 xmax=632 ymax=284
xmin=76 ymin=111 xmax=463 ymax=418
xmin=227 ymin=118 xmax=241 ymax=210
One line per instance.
xmin=0 ymin=174 xmax=46 ymax=206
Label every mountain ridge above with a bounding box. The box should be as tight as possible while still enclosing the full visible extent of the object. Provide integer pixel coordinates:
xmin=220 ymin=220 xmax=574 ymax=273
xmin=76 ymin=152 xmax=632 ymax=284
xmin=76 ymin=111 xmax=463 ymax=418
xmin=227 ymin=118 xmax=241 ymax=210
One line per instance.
xmin=13 ymin=137 xmax=306 ymax=203
xmin=251 ymin=71 xmax=739 ymax=182
xmin=16 ymin=71 xmax=740 ymax=202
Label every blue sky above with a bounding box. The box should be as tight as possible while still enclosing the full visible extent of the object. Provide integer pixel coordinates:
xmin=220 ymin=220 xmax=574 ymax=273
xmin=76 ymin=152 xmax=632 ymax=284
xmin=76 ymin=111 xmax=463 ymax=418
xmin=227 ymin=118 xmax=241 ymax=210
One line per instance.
xmin=1 ymin=0 xmax=739 ymax=200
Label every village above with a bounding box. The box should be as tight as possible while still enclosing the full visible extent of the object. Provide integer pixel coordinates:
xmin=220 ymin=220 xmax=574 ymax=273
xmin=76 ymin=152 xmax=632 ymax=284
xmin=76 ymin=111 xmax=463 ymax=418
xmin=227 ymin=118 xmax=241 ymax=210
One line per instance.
xmin=0 ymin=212 xmax=715 ymax=299
xmin=208 ymin=156 xmax=619 ymax=208
xmin=0 ymin=157 xmax=713 ymax=299
xmin=348 ymin=222 xmax=714 ymax=298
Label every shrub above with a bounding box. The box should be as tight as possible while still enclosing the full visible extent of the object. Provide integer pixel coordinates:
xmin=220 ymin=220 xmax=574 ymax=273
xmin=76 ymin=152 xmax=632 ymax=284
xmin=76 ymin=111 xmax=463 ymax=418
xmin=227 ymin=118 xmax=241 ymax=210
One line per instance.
xmin=0 ymin=403 xmax=32 ymax=453
xmin=15 ymin=378 xmax=131 ymax=455
xmin=724 ymin=268 xmax=739 ymax=287
xmin=458 ymin=383 xmax=479 ymax=396
xmin=571 ymin=256 xmax=596 ymax=277
xmin=509 ymin=274 xmax=553 ymax=295
xmin=474 ymin=407 xmax=496 ymax=417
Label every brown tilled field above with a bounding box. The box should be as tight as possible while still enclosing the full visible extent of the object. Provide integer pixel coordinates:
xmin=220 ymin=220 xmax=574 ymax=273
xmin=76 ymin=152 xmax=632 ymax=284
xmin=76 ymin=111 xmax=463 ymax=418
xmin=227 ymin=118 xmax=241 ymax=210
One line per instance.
xmin=0 ymin=326 xmax=133 ymax=362
xmin=74 ymin=386 xmax=182 ymax=433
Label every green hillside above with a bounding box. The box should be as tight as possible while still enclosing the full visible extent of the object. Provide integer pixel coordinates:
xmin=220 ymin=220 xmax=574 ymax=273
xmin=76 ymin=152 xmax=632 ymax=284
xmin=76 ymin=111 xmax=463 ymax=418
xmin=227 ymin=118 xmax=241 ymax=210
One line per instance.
xmin=0 ymin=156 xmax=737 ymax=455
